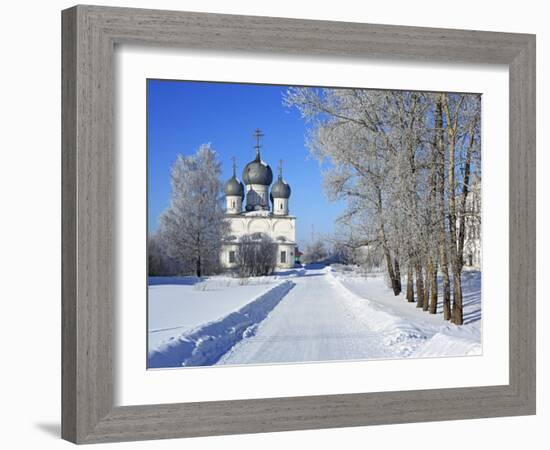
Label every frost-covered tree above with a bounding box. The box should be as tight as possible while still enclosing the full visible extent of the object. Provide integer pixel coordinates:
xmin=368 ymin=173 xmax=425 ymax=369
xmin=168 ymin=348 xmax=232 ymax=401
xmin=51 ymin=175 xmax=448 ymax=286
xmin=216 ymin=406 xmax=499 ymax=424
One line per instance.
xmin=284 ymin=87 xmax=406 ymax=294
xmin=158 ymin=144 xmax=228 ymax=277
xmin=237 ymin=233 xmax=277 ymax=277
xmin=441 ymin=93 xmax=481 ymax=324
xmin=303 ymin=238 xmax=328 ymax=264
xmin=285 ymin=87 xmax=481 ymax=325
xmin=147 ymin=232 xmax=178 ymax=276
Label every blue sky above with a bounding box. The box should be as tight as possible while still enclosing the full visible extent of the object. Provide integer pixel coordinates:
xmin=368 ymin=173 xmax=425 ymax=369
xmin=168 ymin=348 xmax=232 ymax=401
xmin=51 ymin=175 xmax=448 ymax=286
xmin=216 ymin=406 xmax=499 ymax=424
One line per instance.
xmin=147 ymin=79 xmax=345 ymax=246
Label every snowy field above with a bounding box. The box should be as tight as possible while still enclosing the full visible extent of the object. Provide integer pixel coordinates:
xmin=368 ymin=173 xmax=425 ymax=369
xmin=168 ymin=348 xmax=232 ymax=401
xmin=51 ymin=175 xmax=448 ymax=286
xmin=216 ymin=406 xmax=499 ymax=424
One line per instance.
xmin=148 ymin=265 xmax=481 ymax=368
xmin=148 ymin=273 xmax=299 ymax=367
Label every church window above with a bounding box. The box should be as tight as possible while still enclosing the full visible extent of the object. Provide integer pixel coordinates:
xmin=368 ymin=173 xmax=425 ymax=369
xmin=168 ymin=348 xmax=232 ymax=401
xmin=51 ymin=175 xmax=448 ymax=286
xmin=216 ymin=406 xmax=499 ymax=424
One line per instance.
xmin=280 ymin=251 xmax=286 ymax=263
xmin=229 ymin=251 xmax=236 ymax=263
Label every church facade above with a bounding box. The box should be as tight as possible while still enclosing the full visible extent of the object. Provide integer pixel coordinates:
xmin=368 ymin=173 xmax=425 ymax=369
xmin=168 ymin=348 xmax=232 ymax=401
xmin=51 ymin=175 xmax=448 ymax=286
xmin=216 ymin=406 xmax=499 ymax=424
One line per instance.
xmin=221 ymin=130 xmax=296 ymax=270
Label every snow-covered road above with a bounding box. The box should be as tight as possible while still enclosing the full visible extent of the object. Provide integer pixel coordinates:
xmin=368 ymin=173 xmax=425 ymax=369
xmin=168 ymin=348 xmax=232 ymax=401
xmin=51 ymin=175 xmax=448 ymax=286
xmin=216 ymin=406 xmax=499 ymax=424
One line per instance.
xmin=218 ymin=265 xmax=481 ymax=365
xmin=218 ymin=266 xmax=393 ymax=365
xmin=148 ymin=265 xmax=481 ymax=368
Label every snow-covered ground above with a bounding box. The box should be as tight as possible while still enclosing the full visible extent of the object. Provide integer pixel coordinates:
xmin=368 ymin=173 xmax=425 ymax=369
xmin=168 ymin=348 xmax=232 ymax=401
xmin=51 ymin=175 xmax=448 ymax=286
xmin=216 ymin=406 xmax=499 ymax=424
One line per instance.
xmin=148 ymin=274 xmax=299 ymax=367
xmin=330 ymin=266 xmax=481 ymax=358
xmin=148 ymin=265 xmax=481 ymax=368
xmin=149 ymin=276 xmax=280 ymax=349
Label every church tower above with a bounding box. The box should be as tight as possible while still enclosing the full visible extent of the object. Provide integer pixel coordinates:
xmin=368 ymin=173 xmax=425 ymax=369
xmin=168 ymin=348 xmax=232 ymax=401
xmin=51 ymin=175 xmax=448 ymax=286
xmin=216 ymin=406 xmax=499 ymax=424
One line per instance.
xmin=271 ymin=160 xmax=291 ymax=216
xmin=224 ymin=157 xmax=244 ymax=214
xmin=242 ymin=129 xmax=273 ymax=211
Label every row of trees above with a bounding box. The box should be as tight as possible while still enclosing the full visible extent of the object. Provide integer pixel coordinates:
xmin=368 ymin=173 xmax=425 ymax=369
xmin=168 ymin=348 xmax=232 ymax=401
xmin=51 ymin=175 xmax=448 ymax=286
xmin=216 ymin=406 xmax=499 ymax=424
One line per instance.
xmin=301 ymin=237 xmax=356 ymax=266
xmin=301 ymin=238 xmax=328 ymax=264
xmin=284 ymin=88 xmax=481 ymax=325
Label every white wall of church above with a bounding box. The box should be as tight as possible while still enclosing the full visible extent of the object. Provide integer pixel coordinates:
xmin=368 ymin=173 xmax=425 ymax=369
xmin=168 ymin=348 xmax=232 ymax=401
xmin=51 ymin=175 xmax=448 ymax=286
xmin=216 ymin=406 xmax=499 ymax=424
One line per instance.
xmin=222 ymin=215 xmax=296 ymax=269
xmin=273 ymin=198 xmax=289 ymax=216
xmin=277 ymin=243 xmax=295 ymax=268
xmin=225 ymin=195 xmax=242 ymax=214
xmin=220 ymin=243 xmax=240 ymax=269
xmin=227 ymin=216 xmax=296 ymax=243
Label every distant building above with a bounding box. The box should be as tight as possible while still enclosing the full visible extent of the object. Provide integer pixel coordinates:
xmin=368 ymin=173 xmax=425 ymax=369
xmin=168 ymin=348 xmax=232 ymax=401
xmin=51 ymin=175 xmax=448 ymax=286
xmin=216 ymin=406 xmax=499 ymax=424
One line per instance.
xmin=221 ymin=129 xmax=296 ymax=270
xmin=462 ymin=180 xmax=481 ymax=268
xmin=294 ymin=247 xmax=303 ymax=265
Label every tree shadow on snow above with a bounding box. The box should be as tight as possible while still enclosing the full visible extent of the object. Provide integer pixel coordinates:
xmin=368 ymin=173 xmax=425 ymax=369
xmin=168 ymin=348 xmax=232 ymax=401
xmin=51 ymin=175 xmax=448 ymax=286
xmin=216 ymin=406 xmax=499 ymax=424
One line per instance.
xmin=148 ymin=276 xmax=203 ymax=286
xmin=274 ymin=268 xmax=326 ymax=278
xmin=431 ymin=271 xmax=481 ymax=325
xmin=304 ymin=262 xmax=327 ymax=270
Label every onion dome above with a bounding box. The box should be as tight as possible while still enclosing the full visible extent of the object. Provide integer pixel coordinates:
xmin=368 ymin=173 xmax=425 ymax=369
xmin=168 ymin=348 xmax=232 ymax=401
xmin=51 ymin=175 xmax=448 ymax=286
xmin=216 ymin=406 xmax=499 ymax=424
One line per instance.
xmin=224 ymin=157 xmax=245 ymax=198
xmin=242 ymin=128 xmax=273 ymax=186
xmin=242 ymin=156 xmax=273 ymax=186
xmin=271 ymin=178 xmax=291 ymax=199
xmin=270 ymin=160 xmax=291 ymax=199
xmin=224 ymin=176 xmax=244 ymax=198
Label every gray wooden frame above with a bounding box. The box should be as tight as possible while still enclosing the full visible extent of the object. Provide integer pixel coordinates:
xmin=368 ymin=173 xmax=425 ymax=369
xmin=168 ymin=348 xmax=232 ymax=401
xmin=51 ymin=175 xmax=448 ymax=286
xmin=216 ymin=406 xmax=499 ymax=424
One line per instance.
xmin=62 ymin=4 xmax=536 ymax=444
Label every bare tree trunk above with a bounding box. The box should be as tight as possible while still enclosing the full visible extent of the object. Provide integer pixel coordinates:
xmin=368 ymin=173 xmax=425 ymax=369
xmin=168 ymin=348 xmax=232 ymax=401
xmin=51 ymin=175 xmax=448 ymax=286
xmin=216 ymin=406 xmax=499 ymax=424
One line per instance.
xmin=406 ymin=265 xmax=415 ymax=302
xmin=441 ymin=255 xmax=451 ymax=319
xmin=451 ymin=121 xmax=476 ymax=325
xmin=443 ymin=94 xmax=467 ymax=325
xmin=452 ymin=274 xmax=464 ymax=325
xmin=415 ymin=263 xmax=425 ymax=308
xmin=436 ymin=95 xmax=451 ymax=320
xmin=429 ymin=259 xmax=438 ymax=314
xmin=383 ymin=248 xmax=400 ymax=295
xmin=443 ymin=95 xmax=460 ymax=324
xmin=394 ymin=257 xmax=402 ymax=294
xmin=427 ymin=95 xmax=440 ymax=316
xmin=423 ymin=262 xmax=431 ymax=311
xmin=457 ymin=125 xmax=474 ymax=272
xmin=377 ymin=187 xmax=400 ymax=296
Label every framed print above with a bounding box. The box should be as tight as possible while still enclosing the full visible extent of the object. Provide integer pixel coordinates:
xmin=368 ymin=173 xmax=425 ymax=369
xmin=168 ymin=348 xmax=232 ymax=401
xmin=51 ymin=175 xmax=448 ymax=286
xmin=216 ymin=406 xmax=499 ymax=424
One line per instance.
xmin=61 ymin=5 xmax=536 ymax=444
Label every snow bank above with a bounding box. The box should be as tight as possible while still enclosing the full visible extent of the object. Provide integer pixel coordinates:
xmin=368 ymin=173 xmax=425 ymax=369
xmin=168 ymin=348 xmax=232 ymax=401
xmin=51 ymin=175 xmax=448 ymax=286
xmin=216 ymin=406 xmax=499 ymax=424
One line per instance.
xmin=148 ymin=280 xmax=295 ymax=368
xmin=327 ymin=272 xmax=428 ymax=357
xmin=327 ymin=268 xmax=482 ymax=358
xmin=148 ymin=276 xmax=283 ymax=349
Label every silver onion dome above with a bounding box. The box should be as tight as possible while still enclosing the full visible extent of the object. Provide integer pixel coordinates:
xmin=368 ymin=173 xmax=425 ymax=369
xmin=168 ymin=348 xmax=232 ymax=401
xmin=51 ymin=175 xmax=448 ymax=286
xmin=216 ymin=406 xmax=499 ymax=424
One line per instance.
xmin=225 ymin=157 xmax=245 ymax=198
xmin=271 ymin=159 xmax=291 ymax=199
xmin=242 ymin=155 xmax=273 ymax=186
xmin=224 ymin=176 xmax=244 ymax=198
xmin=271 ymin=178 xmax=291 ymax=199
xmin=242 ymin=128 xmax=273 ymax=186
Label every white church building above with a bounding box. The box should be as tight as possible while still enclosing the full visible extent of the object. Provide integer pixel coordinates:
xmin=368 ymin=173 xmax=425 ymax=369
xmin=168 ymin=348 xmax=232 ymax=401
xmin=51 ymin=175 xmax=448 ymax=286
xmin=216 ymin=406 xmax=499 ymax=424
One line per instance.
xmin=221 ymin=129 xmax=296 ymax=270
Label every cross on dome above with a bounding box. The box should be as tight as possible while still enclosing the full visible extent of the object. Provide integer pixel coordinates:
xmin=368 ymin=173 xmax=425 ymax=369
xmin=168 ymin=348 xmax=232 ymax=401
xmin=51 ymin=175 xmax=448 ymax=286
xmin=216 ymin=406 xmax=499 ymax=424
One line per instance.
xmin=231 ymin=156 xmax=237 ymax=177
xmin=253 ymin=128 xmax=264 ymax=159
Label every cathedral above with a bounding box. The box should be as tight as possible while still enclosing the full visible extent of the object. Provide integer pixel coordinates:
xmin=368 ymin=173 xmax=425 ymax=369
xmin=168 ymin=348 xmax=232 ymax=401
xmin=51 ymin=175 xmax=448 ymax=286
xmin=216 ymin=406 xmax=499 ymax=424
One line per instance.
xmin=221 ymin=130 xmax=296 ymax=270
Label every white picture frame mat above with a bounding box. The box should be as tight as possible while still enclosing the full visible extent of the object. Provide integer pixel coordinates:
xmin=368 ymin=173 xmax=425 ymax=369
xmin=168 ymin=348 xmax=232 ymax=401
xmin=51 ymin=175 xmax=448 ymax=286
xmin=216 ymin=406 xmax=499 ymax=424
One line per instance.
xmin=114 ymin=45 xmax=509 ymax=406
